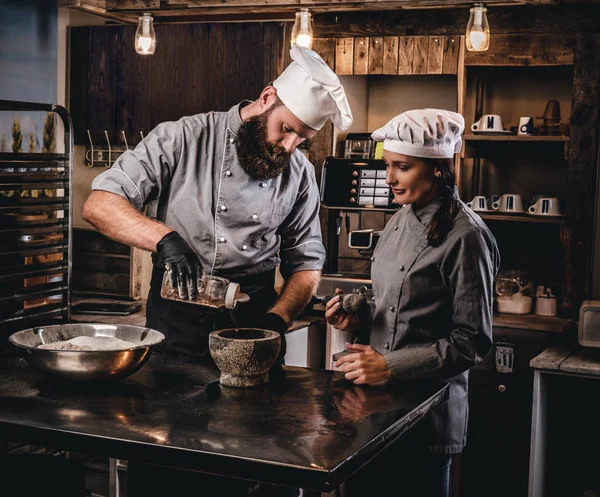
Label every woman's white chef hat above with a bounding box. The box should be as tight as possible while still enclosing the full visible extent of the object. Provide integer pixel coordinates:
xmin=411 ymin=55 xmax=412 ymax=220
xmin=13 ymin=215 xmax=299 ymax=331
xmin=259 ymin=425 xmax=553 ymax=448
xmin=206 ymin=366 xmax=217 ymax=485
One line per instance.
xmin=273 ymin=44 xmax=353 ymax=131
xmin=371 ymin=109 xmax=465 ymax=159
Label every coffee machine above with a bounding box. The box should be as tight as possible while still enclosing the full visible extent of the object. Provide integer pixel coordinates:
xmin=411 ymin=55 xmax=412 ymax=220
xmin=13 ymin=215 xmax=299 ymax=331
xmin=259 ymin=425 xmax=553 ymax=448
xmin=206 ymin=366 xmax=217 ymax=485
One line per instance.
xmin=316 ymin=154 xmax=400 ymax=369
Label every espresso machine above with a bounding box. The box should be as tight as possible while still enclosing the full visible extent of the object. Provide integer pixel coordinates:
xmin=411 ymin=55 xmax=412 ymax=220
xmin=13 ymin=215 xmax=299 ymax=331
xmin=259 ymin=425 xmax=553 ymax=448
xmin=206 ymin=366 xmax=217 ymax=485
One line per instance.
xmin=316 ymin=140 xmax=401 ymax=368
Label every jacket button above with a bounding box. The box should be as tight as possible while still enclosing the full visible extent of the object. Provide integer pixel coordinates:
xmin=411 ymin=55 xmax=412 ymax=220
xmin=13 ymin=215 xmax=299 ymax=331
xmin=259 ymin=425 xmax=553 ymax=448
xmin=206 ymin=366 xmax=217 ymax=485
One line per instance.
xmin=242 ymin=245 xmax=248 ymax=251
xmin=220 ymin=205 xmax=227 ymax=211
xmin=219 ymin=237 xmax=226 ymax=243
xmin=371 ymin=257 xmax=375 ymax=262
xmin=385 ymin=342 xmax=390 ymax=350
xmin=259 ymin=182 xmax=267 ymax=188
xmin=389 ymin=306 xmax=395 ymax=313
xmin=229 ymin=138 xmax=235 ymax=144
xmin=394 ymin=226 xmax=399 ymax=231
xmin=400 ymin=265 xmax=405 ymax=271
xmin=252 ymin=214 xmax=258 ymax=220
xmin=225 ymin=171 xmax=232 ymax=177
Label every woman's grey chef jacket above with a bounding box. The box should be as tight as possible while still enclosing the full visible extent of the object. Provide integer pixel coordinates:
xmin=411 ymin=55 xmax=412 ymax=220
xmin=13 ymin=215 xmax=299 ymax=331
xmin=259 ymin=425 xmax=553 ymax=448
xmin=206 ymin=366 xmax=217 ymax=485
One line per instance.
xmin=369 ymin=196 xmax=500 ymax=454
xmin=91 ymin=102 xmax=326 ymax=280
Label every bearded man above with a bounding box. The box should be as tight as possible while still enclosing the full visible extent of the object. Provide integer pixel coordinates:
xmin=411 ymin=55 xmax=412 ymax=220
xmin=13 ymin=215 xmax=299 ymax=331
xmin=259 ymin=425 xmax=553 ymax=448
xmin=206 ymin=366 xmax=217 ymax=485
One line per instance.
xmin=82 ymin=44 xmax=353 ymax=365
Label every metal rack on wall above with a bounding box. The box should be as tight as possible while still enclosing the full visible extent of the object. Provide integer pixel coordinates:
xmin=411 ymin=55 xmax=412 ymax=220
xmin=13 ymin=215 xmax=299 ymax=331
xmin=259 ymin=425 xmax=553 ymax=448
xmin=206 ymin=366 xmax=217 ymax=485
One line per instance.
xmin=0 ymin=100 xmax=73 ymax=331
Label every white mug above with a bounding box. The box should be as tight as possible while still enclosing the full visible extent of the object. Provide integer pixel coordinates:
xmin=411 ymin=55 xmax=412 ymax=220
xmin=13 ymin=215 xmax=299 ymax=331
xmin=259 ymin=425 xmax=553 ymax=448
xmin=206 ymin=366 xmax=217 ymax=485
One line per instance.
xmin=492 ymin=194 xmax=525 ymax=213
xmin=466 ymin=196 xmax=488 ymax=211
xmin=518 ymin=116 xmax=535 ymax=135
xmin=471 ymin=114 xmax=504 ymax=133
xmin=535 ymin=297 xmax=557 ymax=316
xmin=528 ymin=197 xmax=560 ymax=216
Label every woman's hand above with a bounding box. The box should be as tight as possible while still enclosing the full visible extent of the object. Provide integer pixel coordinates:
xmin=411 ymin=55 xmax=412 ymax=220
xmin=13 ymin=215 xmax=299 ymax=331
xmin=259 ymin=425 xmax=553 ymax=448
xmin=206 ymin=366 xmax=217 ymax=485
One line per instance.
xmin=324 ymin=289 xmax=360 ymax=333
xmin=335 ymin=342 xmax=392 ymax=385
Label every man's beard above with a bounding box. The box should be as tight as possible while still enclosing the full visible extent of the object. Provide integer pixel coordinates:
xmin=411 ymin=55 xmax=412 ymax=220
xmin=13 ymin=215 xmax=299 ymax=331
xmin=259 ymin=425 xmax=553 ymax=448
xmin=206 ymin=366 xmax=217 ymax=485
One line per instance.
xmin=236 ymin=111 xmax=291 ymax=180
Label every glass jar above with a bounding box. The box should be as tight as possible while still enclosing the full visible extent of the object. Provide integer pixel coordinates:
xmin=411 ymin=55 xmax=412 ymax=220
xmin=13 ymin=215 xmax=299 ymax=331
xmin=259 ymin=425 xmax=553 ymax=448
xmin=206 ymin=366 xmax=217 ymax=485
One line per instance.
xmin=160 ymin=272 xmax=249 ymax=310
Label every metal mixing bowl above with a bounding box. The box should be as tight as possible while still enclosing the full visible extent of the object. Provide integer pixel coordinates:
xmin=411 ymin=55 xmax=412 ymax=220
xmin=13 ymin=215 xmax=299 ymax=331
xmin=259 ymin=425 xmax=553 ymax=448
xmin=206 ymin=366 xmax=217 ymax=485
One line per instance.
xmin=9 ymin=323 xmax=165 ymax=381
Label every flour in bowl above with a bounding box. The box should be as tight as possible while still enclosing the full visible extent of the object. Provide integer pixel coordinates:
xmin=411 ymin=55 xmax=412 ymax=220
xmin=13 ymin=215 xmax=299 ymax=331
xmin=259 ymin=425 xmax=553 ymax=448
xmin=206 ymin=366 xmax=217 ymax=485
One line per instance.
xmin=38 ymin=336 xmax=137 ymax=351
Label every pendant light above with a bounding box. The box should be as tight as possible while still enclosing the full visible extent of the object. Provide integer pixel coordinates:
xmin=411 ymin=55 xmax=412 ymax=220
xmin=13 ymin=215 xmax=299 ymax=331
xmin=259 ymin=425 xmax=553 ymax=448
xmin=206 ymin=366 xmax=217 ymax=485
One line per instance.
xmin=135 ymin=13 xmax=156 ymax=55
xmin=466 ymin=3 xmax=490 ymax=52
xmin=291 ymin=8 xmax=314 ymax=49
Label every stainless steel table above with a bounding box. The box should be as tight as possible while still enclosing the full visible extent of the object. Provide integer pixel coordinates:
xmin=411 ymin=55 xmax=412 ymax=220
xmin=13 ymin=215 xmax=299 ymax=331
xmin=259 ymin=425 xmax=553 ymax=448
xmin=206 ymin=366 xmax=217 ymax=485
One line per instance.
xmin=0 ymin=350 xmax=448 ymax=493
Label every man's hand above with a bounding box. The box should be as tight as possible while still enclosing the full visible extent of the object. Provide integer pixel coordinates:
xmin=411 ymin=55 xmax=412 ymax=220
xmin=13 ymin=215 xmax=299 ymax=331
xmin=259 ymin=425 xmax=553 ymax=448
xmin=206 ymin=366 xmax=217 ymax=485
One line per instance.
xmin=157 ymin=231 xmax=202 ymax=300
xmin=262 ymin=312 xmax=289 ymax=365
xmin=335 ymin=342 xmax=392 ymax=385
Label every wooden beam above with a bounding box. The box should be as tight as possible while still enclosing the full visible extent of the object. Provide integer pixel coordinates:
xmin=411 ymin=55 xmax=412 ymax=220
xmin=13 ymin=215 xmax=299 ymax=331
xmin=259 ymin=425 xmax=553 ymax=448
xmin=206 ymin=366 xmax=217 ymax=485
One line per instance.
xmin=368 ymin=37 xmax=384 ymax=74
xmin=382 ymin=36 xmax=399 ymax=75
xmin=398 ymin=36 xmax=414 ymax=75
xmin=353 ymin=37 xmax=369 ymax=75
xmin=335 ymin=38 xmax=354 ymax=75
xmin=464 ymin=33 xmax=574 ymax=66
xmin=426 ymin=35 xmax=443 ymax=74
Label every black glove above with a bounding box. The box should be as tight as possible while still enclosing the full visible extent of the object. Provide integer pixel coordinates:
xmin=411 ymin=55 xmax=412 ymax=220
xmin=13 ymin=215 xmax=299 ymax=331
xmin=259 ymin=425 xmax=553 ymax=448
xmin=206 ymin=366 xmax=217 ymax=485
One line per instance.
xmin=157 ymin=231 xmax=202 ymax=300
xmin=262 ymin=312 xmax=288 ymax=366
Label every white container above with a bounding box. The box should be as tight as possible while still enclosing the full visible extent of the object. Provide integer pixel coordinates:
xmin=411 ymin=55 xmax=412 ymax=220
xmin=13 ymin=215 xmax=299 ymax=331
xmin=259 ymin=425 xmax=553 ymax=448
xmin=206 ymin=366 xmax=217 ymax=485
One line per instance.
xmin=578 ymin=300 xmax=600 ymax=347
xmin=496 ymin=295 xmax=532 ymax=315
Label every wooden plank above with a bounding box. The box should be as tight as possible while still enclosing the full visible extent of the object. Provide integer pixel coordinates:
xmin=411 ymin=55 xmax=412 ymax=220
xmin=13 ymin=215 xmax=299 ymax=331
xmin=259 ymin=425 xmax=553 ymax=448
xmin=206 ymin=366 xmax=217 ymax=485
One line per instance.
xmin=182 ymin=24 xmax=210 ymax=115
xmin=353 ymin=37 xmax=369 ymax=75
xmin=207 ymin=23 xmax=227 ymax=111
xmin=382 ymin=36 xmax=399 ymax=75
xmin=283 ymin=22 xmax=293 ymax=68
xmin=335 ymin=38 xmax=354 ymax=75
xmin=529 ymin=345 xmax=573 ymax=371
xmin=226 ymin=23 xmax=264 ymax=109
xmin=87 ymin=26 xmax=118 ymax=145
xmin=492 ymin=313 xmax=573 ymax=333
xmin=368 ymin=37 xmax=384 ymax=74
xmin=313 ymin=6 xmax=600 ymax=37
xmin=263 ymin=22 xmax=286 ymax=85
xmin=565 ymin=33 xmax=600 ymax=310
xmin=442 ymin=35 xmax=460 ymax=74
xmin=398 ymin=36 xmax=414 ymax=75
xmin=426 ymin=35 xmax=444 ymax=74
xmin=560 ymin=347 xmax=600 ymax=376
xmin=116 ymin=25 xmax=151 ymax=147
xmin=312 ymin=38 xmax=336 ymax=69
xmin=412 ymin=36 xmax=429 ymax=75
xmin=130 ymin=246 xmax=145 ymax=299
xmin=464 ymin=34 xmax=574 ymax=66
xmin=69 ymin=27 xmax=90 ymax=146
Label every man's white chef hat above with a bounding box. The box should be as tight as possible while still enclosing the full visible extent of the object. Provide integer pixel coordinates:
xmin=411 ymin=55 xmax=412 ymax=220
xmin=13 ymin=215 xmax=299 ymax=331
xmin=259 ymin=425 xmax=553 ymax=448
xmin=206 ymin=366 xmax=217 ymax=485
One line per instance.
xmin=273 ymin=44 xmax=353 ymax=131
xmin=371 ymin=109 xmax=465 ymax=159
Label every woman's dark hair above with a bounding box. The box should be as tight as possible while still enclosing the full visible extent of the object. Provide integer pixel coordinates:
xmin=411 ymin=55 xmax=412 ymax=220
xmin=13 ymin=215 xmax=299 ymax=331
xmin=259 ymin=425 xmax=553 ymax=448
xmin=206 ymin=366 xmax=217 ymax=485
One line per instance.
xmin=423 ymin=157 xmax=459 ymax=248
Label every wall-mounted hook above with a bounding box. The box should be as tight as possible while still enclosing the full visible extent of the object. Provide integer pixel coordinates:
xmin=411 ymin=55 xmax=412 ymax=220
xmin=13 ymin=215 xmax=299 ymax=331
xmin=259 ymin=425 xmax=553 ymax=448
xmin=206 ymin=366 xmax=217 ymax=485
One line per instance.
xmin=104 ymin=130 xmax=112 ymax=168
xmin=121 ymin=130 xmax=129 ymax=151
xmin=86 ymin=130 xmax=94 ymax=168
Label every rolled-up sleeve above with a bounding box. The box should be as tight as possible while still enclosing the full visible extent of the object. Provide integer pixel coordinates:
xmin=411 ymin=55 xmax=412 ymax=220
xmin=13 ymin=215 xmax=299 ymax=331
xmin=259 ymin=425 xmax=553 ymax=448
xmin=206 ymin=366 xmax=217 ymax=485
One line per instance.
xmin=91 ymin=121 xmax=182 ymax=210
xmin=277 ymin=167 xmax=325 ymax=278
xmin=386 ymin=227 xmax=499 ymax=380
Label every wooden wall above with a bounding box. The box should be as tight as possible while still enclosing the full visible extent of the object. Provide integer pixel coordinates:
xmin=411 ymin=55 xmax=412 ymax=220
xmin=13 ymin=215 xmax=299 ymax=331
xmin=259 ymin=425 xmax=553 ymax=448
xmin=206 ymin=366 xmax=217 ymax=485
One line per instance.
xmin=70 ymin=22 xmax=289 ymax=146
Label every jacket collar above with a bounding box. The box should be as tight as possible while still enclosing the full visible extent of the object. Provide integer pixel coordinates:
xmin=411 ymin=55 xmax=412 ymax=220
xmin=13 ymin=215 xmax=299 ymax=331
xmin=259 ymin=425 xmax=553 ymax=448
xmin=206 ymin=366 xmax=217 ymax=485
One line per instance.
xmin=227 ymin=100 xmax=253 ymax=136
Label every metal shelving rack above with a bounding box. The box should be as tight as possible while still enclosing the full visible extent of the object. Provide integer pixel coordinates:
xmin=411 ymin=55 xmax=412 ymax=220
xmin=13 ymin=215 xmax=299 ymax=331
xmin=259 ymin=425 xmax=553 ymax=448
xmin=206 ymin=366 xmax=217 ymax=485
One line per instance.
xmin=0 ymin=100 xmax=73 ymax=330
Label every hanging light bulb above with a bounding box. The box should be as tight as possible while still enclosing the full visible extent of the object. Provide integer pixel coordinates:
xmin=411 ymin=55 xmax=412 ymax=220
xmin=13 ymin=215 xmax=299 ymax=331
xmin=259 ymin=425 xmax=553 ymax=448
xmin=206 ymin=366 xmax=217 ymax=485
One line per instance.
xmin=291 ymin=8 xmax=314 ymax=49
xmin=135 ymin=13 xmax=156 ymax=55
xmin=466 ymin=3 xmax=490 ymax=52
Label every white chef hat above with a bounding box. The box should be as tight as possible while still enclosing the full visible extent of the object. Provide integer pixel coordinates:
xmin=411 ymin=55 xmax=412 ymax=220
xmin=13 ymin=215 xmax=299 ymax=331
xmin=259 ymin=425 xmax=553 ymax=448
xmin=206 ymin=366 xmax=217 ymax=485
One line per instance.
xmin=371 ymin=109 xmax=465 ymax=159
xmin=273 ymin=44 xmax=353 ymax=131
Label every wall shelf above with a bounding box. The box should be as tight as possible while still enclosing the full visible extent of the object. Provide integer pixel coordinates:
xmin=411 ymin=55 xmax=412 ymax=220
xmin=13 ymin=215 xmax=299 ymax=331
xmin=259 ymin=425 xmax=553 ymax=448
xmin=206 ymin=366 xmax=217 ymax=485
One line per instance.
xmin=479 ymin=213 xmax=565 ymax=224
xmin=464 ymin=135 xmax=569 ymax=142
xmin=493 ymin=313 xmax=573 ymax=333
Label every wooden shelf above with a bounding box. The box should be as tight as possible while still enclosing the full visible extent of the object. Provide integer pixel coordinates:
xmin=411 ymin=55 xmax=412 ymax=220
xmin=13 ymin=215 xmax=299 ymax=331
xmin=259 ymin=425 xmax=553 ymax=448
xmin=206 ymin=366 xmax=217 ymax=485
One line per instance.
xmin=464 ymin=135 xmax=570 ymax=142
xmin=479 ymin=213 xmax=565 ymax=224
xmin=493 ymin=313 xmax=573 ymax=333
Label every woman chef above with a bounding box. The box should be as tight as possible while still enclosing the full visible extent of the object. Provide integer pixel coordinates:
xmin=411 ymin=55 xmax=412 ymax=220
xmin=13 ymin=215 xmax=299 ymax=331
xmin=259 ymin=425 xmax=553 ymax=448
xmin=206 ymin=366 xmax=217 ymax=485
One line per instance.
xmin=325 ymin=109 xmax=500 ymax=497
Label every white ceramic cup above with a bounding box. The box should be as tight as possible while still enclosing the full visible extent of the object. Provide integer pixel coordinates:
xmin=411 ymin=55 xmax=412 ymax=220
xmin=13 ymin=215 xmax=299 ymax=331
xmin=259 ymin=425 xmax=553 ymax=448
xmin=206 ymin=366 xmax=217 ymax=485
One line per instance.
xmin=528 ymin=197 xmax=560 ymax=216
xmin=518 ymin=116 xmax=535 ymax=135
xmin=471 ymin=114 xmax=504 ymax=133
xmin=535 ymin=297 xmax=557 ymax=316
xmin=466 ymin=196 xmax=488 ymax=211
xmin=492 ymin=194 xmax=525 ymax=213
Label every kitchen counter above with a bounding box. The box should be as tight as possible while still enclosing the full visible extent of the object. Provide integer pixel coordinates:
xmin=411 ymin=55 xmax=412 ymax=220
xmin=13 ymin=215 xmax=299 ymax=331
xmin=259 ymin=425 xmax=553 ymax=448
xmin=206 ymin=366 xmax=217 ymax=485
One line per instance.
xmin=530 ymin=344 xmax=600 ymax=376
xmin=0 ymin=351 xmax=448 ymax=492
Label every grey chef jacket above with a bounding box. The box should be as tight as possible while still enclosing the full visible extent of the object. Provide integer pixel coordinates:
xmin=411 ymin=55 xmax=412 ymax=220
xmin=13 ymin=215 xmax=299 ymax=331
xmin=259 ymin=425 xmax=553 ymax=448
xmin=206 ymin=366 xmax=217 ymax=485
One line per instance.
xmin=369 ymin=193 xmax=500 ymax=454
xmin=91 ymin=102 xmax=326 ymax=281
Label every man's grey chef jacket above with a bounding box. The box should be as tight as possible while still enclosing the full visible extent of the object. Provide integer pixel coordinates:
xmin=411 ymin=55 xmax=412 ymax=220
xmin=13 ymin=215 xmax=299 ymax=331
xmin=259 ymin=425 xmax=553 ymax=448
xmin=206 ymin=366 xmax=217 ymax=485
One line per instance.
xmin=91 ymin=102 xmax=326 ymax=281
xmin=369 ymin=195 xmax=500 ymax=454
